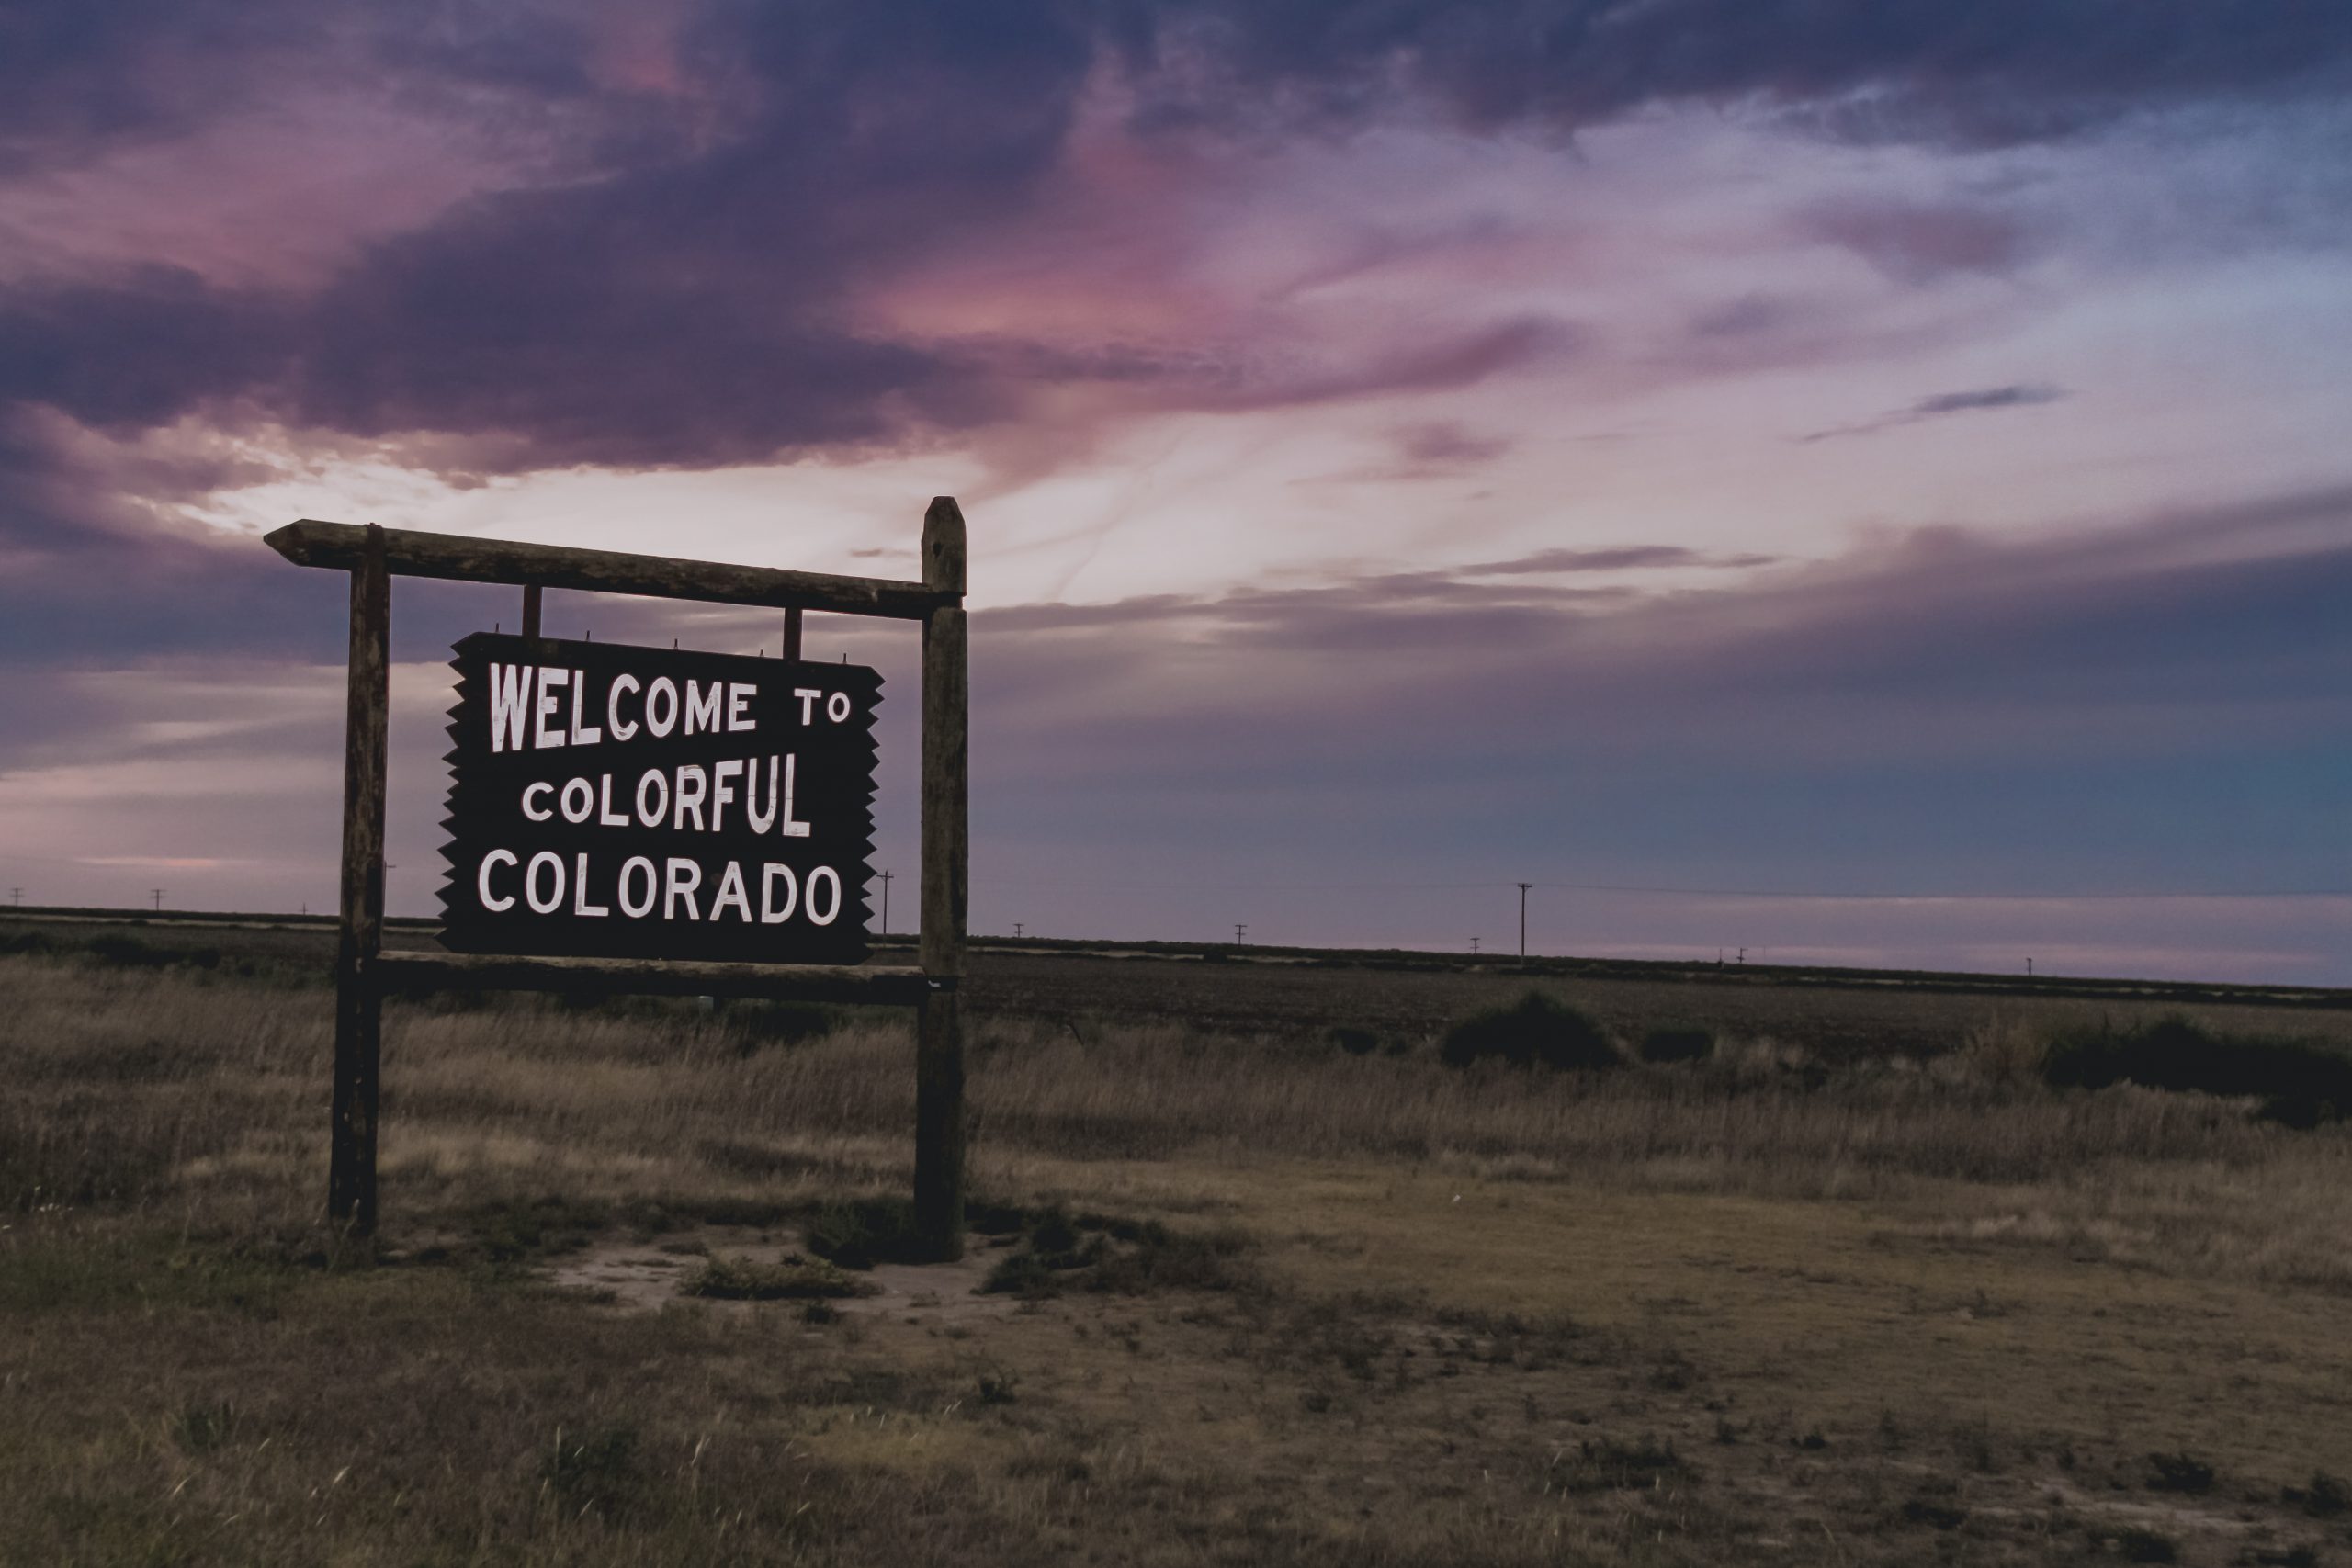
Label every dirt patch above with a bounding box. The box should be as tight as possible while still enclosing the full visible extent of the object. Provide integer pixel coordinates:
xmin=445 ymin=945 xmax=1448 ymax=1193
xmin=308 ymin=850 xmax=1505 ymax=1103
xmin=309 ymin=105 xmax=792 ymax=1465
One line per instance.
xmin=547 ymin=1225 xmax=1015 ymax=1323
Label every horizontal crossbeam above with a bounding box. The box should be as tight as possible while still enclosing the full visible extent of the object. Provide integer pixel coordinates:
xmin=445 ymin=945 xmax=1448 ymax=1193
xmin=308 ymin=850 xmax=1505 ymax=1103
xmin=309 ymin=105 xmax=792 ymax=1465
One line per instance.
xmin=370 ymin=949 xmax=931 ymax=1004
xmin=266 ymin=520 xmax=955 ymax=619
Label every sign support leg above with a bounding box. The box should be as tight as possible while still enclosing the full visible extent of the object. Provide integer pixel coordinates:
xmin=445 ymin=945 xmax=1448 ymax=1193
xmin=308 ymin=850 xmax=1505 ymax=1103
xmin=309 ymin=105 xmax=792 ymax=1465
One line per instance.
xmin=329 ymin=525 xmax=390 ymax=1235
xmin=915 ymin=498 xmax=968 ymax=1259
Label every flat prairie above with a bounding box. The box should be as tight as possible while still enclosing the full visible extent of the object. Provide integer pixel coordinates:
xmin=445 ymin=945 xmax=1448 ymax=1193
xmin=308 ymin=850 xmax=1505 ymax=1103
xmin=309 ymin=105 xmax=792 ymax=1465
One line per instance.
xmin=4 ymin=914 xmax=2349 ymax=1565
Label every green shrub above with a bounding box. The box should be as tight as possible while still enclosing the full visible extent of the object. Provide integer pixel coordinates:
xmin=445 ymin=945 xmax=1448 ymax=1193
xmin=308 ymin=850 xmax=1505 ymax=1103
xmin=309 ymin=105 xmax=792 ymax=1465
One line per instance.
xmin=1441 ymin=991 xmax=1620 ymax=1072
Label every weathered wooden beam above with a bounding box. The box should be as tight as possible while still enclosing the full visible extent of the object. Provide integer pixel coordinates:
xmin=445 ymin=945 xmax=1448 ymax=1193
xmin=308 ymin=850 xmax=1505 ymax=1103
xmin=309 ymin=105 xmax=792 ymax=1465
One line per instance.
xmin=371 ymin=950 xmax=929 ymax=1004
xmin=914 ymin=495 xmax=969 ymax=1258
xmin=265 ymin=520 xmax=953 ymax=621
xmin=783 ymin=605 xmax=804 ymax=661
xmin=329 ymin=525 xmax=390 ymax=1235
xmin=520 ymin=582 xmax=542 ymax=640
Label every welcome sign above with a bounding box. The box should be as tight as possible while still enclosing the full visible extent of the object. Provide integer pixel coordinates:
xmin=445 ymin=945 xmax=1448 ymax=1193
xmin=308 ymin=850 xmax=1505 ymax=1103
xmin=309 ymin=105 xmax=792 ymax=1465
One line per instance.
xmin=436 ymin=632 xmax=878 ymax=964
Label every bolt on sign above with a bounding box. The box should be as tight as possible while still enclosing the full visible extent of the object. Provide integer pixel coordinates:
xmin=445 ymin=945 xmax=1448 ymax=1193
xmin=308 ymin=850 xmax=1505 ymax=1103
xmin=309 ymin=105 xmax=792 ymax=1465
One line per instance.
xmin=440 ymin=636 xmax=878 ymax=964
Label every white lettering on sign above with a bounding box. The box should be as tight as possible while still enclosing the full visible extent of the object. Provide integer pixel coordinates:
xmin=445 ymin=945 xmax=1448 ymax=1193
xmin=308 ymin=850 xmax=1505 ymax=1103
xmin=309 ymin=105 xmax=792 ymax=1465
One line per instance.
xmin=481 ymin=662 xmax=865 ymax=752
xmin=617 ymin=856 xmax=657 ymax=919
xmin=807 ymin=865 xmax=841 ymax=925
xmin=761 ymin=863 xmax=797 ymax=922
xmin=470 ymin=846 xmax=856 ymax=930
xmin=569 ymin=670 xmax=602 ymax=746
xmin=685 ymin=680 xmax=722 ymax=736
xmin=664 ymin=858 xmax=702 ymax=920
xmin=526 ymin=851 xmax=565 ymax=913
xmin=571 ymin=852 xmax=610 ymax=917
xmin=607 ymin=673 xmax=639 ymax=741
xmin=491 ymin=663 xmax=532 ymax=753
xmin=534 ymin=670 xmax=568 ymax=750
xmin=479 ymin=848 xmax=518 ymax=910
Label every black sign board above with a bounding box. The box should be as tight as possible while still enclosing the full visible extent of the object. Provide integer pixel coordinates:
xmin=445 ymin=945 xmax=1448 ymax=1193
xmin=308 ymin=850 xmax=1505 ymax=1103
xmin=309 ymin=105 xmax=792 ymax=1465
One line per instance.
xmin=437 ymin=633 xmax=878 ymax=964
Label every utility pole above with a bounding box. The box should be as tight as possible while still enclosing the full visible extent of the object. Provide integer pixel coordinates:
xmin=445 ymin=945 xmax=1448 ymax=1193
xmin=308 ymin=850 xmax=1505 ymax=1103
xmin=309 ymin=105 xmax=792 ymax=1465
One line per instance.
xmin=1012 ymin=922 xmax=1023 ymax=939
xmin=879 ymin=869 xmax=893 ymax=934
xmin=1470 ymin=936 xmax=1480 ymax=954
xmin=8 ymin=887 xmax=19 ymax=907
xmin=1234 ymin=923 xmax=1247 ymax=945
xmin=150 ymin=888 xmax=165 ymax=911
xmin=1516 ymin=883 xmax=1532 ymax=959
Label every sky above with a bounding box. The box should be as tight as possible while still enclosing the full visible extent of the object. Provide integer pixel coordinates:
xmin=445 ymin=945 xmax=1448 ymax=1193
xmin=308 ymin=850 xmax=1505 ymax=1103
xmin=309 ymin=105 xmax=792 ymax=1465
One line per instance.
xmin=1 ymin=0 xmax=2347 ymax=983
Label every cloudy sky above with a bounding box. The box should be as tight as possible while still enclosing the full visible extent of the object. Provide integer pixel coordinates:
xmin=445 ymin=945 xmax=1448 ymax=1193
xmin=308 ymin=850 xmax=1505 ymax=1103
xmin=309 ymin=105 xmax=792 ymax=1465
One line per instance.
xmin=2 ymin=1 xmax=2347 ymax=981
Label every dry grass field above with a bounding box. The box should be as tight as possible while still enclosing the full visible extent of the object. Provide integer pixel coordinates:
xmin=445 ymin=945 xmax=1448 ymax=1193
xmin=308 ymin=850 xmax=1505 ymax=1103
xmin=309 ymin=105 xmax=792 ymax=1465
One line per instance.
xmin=5 ymin=916 xmax=2352 ymax=1565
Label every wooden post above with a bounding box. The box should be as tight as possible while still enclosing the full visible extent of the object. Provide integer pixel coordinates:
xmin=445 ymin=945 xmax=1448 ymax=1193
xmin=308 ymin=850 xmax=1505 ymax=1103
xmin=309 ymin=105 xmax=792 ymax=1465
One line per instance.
xmin=520 ymin=582 xmax=542 ymax=640
xmin=329 ymin=525 xmax=391 ymax=1235
xmin=914 ymin=497 xmax=968 ymax=1259
xmin=783 ymin=605 xmax=804 ymax=661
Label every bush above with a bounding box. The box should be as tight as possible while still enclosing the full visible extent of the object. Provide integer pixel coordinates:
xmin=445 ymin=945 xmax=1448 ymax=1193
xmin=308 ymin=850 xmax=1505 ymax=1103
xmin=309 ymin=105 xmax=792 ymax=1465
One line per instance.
xmin=1639 ymin=1025 xmax=1713 ymax=1065
xmin=1441 ymin=992 xmax=1621 ymax=1072
xmin=2044 ymin=1016 xmax=2352 ymax=1126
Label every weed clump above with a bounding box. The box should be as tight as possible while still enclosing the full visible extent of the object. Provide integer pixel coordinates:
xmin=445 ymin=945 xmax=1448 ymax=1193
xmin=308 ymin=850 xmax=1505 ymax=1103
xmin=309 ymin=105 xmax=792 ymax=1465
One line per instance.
xmin=806 ymin=1196 xmax=937 ymax=1268
xmin=979 ymin=1207 xmax=1259 ymax=1298
xmin=683 ymin=1253 xmax=877 ymax=1301
xmin=1440 ymin=991 xmax=1621 ymax=1072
